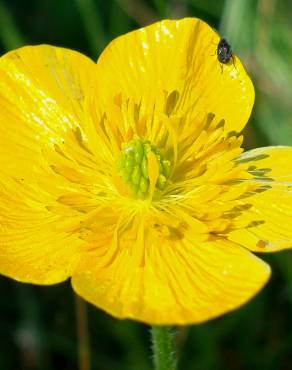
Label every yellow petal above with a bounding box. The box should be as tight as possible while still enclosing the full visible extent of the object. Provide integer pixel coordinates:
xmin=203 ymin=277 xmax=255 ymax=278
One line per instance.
xmin=0 ymin=181 xmax=83 ymax=284
xmin=72 ymin=237 xmax=270 ymax=325
xmin=0 ymin=45 xmax=97 ymax=283
xmin=228 ymin=146 xmax=292 ymax=252
xmin=95 ymin=18 xmax=254 ymax=135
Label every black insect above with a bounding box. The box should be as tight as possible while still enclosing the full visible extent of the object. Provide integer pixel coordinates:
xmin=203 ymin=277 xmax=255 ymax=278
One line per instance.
xmin=217 ymin=38 xmax=233 ymax=64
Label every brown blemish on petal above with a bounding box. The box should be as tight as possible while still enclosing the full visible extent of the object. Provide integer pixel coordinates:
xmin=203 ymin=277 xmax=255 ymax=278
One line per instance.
xmin=256 ymin=239 xmax=268 ymax=249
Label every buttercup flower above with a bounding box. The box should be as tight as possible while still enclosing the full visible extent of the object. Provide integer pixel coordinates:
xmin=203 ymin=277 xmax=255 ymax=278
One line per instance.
xmin=1 ymin=18 xmax=292 ymax=325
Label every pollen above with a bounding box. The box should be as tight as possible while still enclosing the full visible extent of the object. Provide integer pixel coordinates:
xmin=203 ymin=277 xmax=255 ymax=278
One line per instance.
xmin=117 ymin=137 xmax=171 ymax=198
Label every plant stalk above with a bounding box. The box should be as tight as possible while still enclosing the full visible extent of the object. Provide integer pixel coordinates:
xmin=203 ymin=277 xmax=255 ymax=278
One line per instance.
xmin=151 ymin=326 xmax=177 ymax=370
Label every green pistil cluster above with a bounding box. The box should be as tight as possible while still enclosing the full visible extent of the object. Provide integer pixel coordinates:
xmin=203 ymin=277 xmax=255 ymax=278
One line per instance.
xmin=117 ymin=137 xmax=171 ymax=198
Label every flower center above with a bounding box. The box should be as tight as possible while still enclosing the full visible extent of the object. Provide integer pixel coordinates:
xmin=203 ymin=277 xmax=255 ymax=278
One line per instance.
xmin=117 ymin=137 xmax=171 ymax=198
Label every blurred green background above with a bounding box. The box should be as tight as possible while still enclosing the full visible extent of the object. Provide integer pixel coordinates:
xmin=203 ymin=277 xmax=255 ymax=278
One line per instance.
xmin=0 ymin=0 xmax=292 ymax=369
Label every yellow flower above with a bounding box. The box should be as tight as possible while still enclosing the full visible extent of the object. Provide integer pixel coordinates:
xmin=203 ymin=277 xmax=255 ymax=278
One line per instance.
xmin=0 ymin=18 xmax=292 ymax=325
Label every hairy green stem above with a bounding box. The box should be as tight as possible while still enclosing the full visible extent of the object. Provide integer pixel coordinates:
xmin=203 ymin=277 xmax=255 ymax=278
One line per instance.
xmin=151 ymin=326 xmax=177 ymax=370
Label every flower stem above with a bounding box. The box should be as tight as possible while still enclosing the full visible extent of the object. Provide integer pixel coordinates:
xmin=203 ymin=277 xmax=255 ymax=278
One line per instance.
xmin=75 ymin=294 xmax=90 ymax=370
xmin=151 ymin=326 xmax=177 ymax=370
